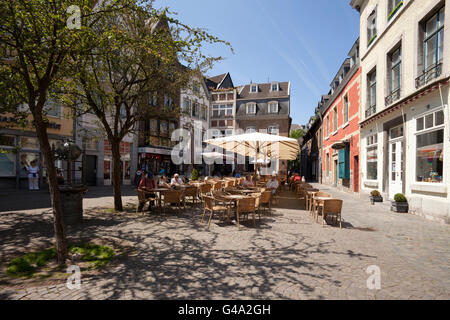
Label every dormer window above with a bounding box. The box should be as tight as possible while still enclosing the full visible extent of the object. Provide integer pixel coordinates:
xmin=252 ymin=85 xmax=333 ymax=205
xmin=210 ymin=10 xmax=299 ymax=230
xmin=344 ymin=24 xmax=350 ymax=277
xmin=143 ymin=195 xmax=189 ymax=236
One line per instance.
xmin=246 ymin=103 xmax=256 ymax=114
xmin=268 ymin=102 xmax=279 ymax=114
xmin=250 ymin=84 xmax=258 ymax=93
xmin=271 ymin=82 xmax=279 ymax=92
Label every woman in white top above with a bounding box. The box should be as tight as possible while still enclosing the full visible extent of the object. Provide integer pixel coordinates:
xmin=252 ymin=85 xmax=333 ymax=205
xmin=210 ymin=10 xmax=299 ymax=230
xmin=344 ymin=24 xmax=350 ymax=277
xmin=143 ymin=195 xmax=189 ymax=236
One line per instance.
xmin=27 ymin=160 xmax=40 ymax=190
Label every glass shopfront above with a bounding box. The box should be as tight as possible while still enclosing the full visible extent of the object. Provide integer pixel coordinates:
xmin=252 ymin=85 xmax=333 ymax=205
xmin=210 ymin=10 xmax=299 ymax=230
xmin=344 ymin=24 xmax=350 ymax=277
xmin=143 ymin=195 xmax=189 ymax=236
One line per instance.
xmin=415 ymin=110 xmax=444 ymax=183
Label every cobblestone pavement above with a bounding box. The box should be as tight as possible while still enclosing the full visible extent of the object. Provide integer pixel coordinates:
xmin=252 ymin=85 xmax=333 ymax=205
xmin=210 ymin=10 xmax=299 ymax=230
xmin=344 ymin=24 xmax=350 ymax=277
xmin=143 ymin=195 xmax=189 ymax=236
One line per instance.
xmin=0 ymin=184 xmax=449 ymax=300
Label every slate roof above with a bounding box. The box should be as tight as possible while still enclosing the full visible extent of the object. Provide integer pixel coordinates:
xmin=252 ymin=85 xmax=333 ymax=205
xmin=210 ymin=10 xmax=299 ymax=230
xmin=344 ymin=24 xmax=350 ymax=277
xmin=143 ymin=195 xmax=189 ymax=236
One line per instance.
xmin=237 ymin=82 xmax=290 ymax=100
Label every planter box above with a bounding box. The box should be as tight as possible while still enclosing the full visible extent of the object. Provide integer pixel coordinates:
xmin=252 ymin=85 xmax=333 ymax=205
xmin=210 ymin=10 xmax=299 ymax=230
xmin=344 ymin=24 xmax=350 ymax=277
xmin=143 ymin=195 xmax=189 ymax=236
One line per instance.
xmin=391 ymin=201 xmax=409 ymax=213
xmin=369 ymin=195 xmax=383 ymax=204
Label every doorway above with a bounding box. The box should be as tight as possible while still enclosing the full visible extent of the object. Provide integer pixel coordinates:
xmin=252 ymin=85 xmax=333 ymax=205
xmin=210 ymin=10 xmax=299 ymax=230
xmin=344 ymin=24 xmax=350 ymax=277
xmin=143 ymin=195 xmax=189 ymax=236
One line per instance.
xmin=85 ymin=155 xmax=97 ymax=186
xmin=334 ymin=159 xmax=338 ymax=186
xmin=388 ymin=125 xmax=404 ymax=199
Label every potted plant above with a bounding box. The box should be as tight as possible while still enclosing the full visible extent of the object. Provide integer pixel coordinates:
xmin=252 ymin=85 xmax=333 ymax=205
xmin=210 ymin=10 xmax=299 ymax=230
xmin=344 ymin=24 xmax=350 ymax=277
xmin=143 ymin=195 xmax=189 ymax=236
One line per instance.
xmin=391 ymin=193 xmax=408 ymax=213
xmin=190 ymin=168 xmax=199 ymax=181
xmin=369 ymin=190 xmax=383 ymax=204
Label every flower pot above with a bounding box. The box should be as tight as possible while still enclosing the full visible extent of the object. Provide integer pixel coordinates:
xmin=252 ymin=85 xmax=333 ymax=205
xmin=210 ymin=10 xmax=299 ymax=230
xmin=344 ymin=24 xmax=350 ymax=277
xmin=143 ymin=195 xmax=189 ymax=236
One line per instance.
xmin=391 ymin=201 xmax=408 ymax=213
xmin=369 ymin=195 xmax=383 ymax=204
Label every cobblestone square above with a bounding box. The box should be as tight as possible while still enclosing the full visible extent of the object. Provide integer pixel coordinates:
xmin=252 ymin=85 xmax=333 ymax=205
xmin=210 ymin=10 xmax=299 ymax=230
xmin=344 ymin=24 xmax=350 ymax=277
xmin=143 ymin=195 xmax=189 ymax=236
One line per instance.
xmin=0 ymin=185 xmax=449 ymax=300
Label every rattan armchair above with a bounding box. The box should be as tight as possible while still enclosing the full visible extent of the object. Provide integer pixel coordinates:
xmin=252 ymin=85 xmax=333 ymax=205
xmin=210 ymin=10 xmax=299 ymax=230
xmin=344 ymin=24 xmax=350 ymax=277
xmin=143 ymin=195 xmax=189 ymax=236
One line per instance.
xmin=202 ymin=196 xmax=230 ymax=228
xmin=322 ymin=199 xmax=343 ymax=228
xmin=161 ymin=190 xmax=183 ymax=214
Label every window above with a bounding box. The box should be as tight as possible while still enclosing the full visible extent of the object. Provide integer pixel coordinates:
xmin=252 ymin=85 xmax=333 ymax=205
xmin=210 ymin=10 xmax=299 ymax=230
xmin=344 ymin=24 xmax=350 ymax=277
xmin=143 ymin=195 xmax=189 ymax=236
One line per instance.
xmin=182 ymin=99 xmax=191 ymax=113
xmin=250 ymin=85 xmax=258 ymax=93
xmin=366 ymin=133 xmax=378 ymax=180
xmin=424 ymin=7 xmax=445 ymax=72
xmin=367 ymin=69 xmax=377 ymax=117
xmin=149 ymin=92 xmax=157 ymax=106
xmin=246 ymin=126 xmax=256 ymax=133
xmin=193 ymin=83 xmax=200 ymax=93
xmin=20 ymin=136 xmax=39 ymax=149
xmin=211 ymin=120 xmax=217 ymax=127
xmin=82 ymin=138 xmax=97 ymax=151
xmin=390 ymin=47 xmax=402 ymax=94
xmin=268 ymin=102 xmax=279 ymax=114
xmin=326 ymin=115 xmax=330 ymax=137
xmin=333 ymin=107 xmax=338 ymax=132
xmin=367 ymin=9 xmax=377 ymax=47
xmin=246 ymin=103 xmax=256 ymax=114
xmin=201 ymin=106 xmax=207 ymax=120
xmin=164 ymin=94 xmax=173 ymax=108
xmin=388 ymin=0 xmax=404 ymax=20
xmin=343 ymin=95 xmax=349 ymax=124
xmin=326 ymin=153 xmax=330 ymax=176
xmin=268 ymin=125 xmax=279 ymax=135
xmin=150 ymin=119 xmax=158 ymax=136
xmin=212 ymin=104 xmax=232 ymax=117
xmin=0 ymin=135 xmax=15 ymax=147
xmin=415 ymin=110 xmax=445 ymax=183
xmin=44 ymin=99 xmax=61 ymax=118
xmin=159 ymin=121 xmax=168 ymax=136
xmin=271 ymin=83 xmax=279 ymax=92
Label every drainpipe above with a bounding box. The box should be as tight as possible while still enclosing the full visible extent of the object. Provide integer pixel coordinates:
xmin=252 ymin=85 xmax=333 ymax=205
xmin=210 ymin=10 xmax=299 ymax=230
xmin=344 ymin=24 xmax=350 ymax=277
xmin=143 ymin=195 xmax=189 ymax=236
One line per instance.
xmin=401 ymin=106 xmax=406 ymax=195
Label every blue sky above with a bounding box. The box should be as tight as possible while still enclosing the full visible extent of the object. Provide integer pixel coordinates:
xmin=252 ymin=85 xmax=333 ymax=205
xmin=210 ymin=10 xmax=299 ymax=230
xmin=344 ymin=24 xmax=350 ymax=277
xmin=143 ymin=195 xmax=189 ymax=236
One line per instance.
xmin=153 ymin=0 xmax=360 ymax=126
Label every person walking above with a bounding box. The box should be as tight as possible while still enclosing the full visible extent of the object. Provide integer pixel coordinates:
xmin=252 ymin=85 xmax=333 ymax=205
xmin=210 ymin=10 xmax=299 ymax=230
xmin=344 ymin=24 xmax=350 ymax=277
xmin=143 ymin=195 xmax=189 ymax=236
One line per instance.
xmin=27 ymin=160 xmax=40 ymax=190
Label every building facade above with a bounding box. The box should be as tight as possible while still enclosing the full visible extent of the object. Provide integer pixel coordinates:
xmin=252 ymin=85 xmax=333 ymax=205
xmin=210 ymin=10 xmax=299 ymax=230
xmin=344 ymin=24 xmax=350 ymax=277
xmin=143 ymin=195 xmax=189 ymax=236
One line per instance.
xmin=0 ymin=103 xmax=74 ymax=189
xmin=351 ymin=0 xmax=450 ymax=223
xmin=321 ymin=39 xmax=362 ymax=194
xmin=235 ymin=81 xmax=292 ymax=178
xmin=179 ymin=72 xmax=211 ymax=177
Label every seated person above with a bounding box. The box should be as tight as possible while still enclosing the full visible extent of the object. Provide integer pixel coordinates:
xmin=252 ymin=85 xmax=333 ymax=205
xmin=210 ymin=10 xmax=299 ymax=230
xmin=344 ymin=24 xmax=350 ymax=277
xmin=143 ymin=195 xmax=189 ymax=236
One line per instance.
xmin=242 ymin=175 xmax=254 ymax=188
xmin=266 ymin=173 xmax=279 ymax=195
xmin=170 ymin=173 xmax=183 ymax=187
xmin=158 ymin=175 xmax=171 ymax=188
xmin=293 ymin=173 xmax=302 ymax=182
xmin=138 ymin=171 xmax=156 ymax=212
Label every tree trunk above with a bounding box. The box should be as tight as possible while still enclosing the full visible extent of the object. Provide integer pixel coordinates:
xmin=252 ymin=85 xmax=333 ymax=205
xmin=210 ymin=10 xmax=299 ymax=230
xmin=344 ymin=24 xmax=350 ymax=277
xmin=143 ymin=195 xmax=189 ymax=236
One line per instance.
xmin=111 ymin=140 xmax=123 ymax=211
xmin=35 ymin=119 xmax=67 ymax=264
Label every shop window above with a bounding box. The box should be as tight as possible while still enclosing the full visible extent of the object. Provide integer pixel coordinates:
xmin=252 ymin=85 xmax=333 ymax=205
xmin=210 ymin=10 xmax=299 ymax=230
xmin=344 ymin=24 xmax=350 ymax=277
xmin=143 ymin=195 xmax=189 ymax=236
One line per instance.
xmin=0 ymin=152 xmax=15 ymax=176
xmin=20 ymin=137 xmax=39 ymax=150
xmin=0 ymin=135 xmax=15 ymax=147
xmin=415 ymin=110 xmax=444 ymax=183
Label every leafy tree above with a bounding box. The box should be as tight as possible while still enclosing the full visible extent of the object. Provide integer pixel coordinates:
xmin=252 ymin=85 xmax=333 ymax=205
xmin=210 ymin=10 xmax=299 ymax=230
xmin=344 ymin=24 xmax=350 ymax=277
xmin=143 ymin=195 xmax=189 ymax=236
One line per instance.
xmin=289 ymin=128 xmax=304 ymax=140
xmin=0 ymin=0 xmax=144 ymax=263
xmin=66 ymin=1 xmax=231 ymax=210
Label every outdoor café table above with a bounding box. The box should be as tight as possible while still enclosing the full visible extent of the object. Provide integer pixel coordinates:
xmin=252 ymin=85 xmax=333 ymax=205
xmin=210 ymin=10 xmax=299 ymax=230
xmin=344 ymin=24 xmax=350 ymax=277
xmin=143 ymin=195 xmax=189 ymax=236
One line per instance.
xmin=313 ymin=196 xmax=334 ymax=222
xmin=219 ymin=194 xmax=248 ymax=227
xmin=152 ymin=188 xmax=171 ymax=213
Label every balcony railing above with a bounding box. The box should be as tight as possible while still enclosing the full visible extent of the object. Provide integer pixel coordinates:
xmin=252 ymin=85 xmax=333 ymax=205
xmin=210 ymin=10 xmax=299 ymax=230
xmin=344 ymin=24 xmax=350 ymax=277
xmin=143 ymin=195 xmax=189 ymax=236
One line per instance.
xmin=385 ymin=88 xmax=401 ymax=106
xmin=365 ymin=104 xmax=376 ymax=118
xmin=416 ymin=62 xmax=442 ymax=89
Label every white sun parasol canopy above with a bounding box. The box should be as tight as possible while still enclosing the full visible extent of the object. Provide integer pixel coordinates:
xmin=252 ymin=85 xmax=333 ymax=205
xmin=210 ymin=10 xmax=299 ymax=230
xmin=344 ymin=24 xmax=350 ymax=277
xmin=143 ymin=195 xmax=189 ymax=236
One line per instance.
xmin=201 ymin=152 xmax=235 ymax=161
xmin=203 ymin=132 xmax=300 ymax=161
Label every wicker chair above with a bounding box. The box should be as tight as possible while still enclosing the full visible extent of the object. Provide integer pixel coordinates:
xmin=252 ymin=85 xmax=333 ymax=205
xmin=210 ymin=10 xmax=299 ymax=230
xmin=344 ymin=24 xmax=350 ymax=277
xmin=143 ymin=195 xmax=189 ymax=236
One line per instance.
xmin=322 ymin=199 xmax=343 ymax=228
xmin=312 ymin=192 xmax=332 ymax=222
xmin=258 ymin=190 xmax=272 ymax=213
xmin=136 ymin=189 xmax=157 ymax=215
xmin=161 ymin=190 xmax=182 ymax=214
xmin=199 ymin=183 xmax=212 ymax=199
xmin=202 ymin=196 xmax=230 ymax=228
xmin=236 ymin=197 xmax=257 ymax=226
xmin=183 ymin=186 xmax=199 ymax=206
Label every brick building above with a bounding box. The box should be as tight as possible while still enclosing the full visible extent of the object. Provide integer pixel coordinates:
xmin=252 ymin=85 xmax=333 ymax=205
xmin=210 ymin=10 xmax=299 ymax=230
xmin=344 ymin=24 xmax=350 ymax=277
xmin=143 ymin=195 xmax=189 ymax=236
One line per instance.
xmin=321 ymin=39 xmax=361 ymax=193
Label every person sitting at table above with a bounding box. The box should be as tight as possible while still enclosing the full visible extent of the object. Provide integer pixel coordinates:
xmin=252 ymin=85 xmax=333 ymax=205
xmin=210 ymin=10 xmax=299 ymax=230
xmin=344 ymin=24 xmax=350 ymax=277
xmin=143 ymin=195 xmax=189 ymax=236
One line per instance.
xmin=170 ymin=173 xmax=183 ymax=187
xmin=266 ymin=173 xmax=279 ymax=195
xmin=158 ymin=175 xmax=171 ymax=188
xmin=242 ymin=175 xmax=254 ymax=188
xmin=138 ymin=171 xmax=156 ymax=212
